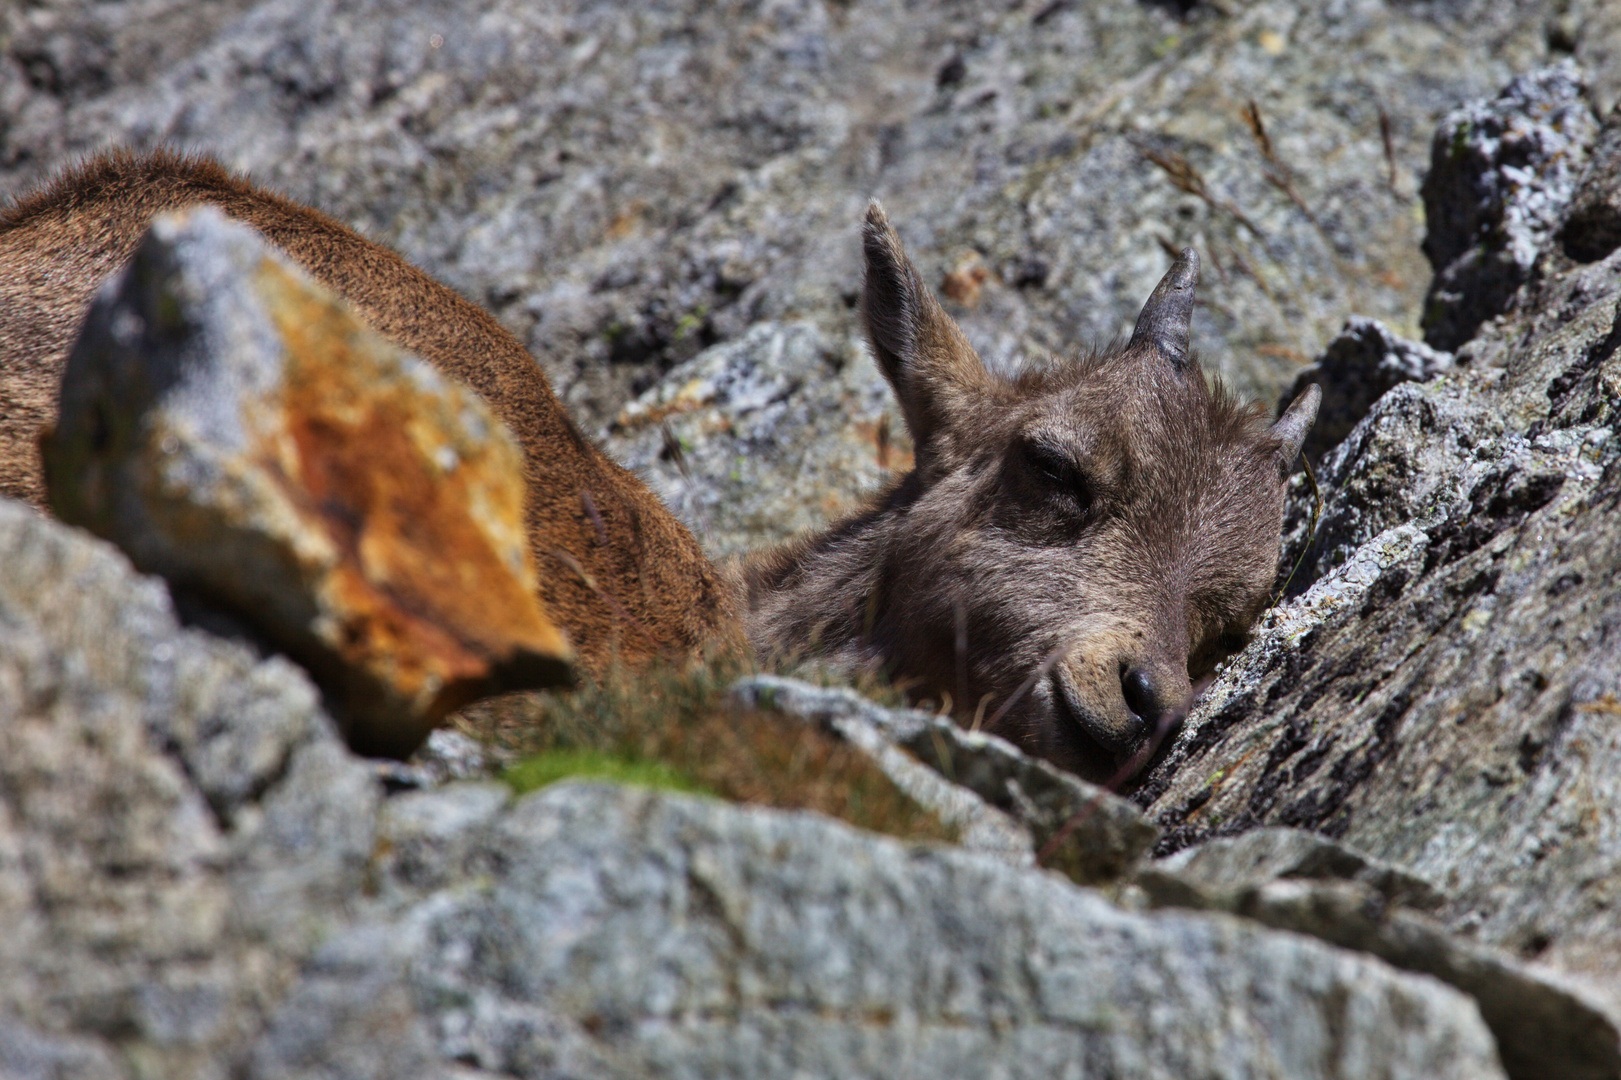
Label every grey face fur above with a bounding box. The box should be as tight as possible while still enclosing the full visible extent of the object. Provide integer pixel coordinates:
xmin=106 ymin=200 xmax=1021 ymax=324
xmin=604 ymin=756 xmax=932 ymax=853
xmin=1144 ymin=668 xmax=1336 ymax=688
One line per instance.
xmin=743 ymin=203 xmax=1319 ymax=780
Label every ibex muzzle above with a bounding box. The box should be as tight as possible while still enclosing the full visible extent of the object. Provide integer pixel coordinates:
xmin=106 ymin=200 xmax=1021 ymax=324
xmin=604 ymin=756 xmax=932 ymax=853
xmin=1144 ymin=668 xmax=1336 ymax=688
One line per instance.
xmin=745 ymin=203 xmax=1319 ymax=780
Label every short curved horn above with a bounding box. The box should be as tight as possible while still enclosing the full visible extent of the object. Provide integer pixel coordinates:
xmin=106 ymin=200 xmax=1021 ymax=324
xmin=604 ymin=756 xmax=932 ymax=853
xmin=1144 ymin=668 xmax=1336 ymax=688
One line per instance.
xmin=1129 ymin=247 xmax=1199 ymax=369
xmin=1270 ymin=382 xmax=1321 ymax=472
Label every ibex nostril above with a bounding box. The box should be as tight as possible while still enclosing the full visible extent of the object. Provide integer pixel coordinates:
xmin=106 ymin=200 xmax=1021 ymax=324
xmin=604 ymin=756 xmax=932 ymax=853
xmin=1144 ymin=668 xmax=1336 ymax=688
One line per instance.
xmin=1121 ymin=667 xmax=1159 ymax=727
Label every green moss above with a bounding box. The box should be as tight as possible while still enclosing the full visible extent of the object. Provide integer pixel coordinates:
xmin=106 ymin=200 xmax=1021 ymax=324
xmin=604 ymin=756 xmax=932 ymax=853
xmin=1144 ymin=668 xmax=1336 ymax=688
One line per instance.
xmin=1152 ymin=34 xmax=1181 ymax=58
xmin=674 ymin=307 xmax=708 ymax=340
xmin=1449 ymin=121 xmax=1472 ymax=160
xmin=457 ymin=654 xmax=954 ymax=845
xmin=505 ymin=748 xmax=714 ymax=797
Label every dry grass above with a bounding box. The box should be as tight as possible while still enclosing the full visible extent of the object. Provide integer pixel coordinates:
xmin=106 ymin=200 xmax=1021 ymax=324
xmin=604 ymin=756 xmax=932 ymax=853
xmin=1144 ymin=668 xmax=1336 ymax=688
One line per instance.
xmin=454 ymin=654 xmax=955 ymax=844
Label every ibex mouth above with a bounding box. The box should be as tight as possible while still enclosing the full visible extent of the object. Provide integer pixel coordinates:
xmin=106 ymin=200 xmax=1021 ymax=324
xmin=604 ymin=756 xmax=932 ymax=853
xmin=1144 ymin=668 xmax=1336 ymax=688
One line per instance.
xmin=1048 ymin=670 xmax=1137 ymax=768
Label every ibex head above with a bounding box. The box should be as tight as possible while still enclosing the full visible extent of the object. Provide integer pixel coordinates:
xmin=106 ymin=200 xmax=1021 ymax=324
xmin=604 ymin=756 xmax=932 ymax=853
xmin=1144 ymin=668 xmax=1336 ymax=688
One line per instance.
xmin=840 ymin=202 xmax=1319 ymax=777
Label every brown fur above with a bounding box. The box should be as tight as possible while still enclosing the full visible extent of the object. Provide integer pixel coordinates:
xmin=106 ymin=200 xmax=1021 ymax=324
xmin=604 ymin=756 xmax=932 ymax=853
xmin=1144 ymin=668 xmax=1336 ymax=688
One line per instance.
xmin=0 ymin=150 xmax=741 ymax=675
xmin=743 ymin=204 xmax=1317 ymax=780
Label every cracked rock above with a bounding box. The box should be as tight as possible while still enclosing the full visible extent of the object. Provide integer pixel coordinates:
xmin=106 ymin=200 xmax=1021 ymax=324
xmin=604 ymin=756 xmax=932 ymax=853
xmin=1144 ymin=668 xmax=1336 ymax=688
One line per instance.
xmin=1281 ymin=316 xmax=1454 ymax=465
xmin=1420 ymin=61 xmax=1600 ymax=350
xmin=734 ymin=674 xmax=1159 ymax=884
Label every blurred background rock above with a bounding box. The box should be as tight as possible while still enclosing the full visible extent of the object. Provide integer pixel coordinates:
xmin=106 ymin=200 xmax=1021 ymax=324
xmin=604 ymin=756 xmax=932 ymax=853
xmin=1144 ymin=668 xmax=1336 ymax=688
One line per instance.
xmin=7 ymin=0 xmax=1617 ymax=553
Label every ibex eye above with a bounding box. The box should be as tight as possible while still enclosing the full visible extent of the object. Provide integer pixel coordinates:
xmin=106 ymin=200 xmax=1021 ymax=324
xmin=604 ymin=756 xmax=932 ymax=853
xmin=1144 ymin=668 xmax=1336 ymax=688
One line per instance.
xmin=1023 ymin=442 xmax=1090 ymax=509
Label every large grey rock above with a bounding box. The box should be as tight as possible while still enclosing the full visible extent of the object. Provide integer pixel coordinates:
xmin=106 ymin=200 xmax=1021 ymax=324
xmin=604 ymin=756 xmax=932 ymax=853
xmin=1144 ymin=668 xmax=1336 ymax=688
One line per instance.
xmin=1137 ymin=830 xmax=1621 ymax=1080
xmin=0 ymin=497 xmax=384 ymax=1078
xmin=0 ymin=501 xmax=1512 ymax=1076
xmin=1229 ymin=881 xmax=1619 ymax=1080
xmin=1420 ymin=62 xmax=1600 ymax=350
xmin=1142 ymin=83 xmax=1621 ymax=1052
xmin=384 ymin=781 xmax=1505 ymax=1080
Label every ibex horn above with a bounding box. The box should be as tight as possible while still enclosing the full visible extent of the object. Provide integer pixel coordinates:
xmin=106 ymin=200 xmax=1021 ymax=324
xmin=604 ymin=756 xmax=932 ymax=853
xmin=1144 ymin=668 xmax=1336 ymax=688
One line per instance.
xmin=1270 ymin=382 xmax=1321 ymax=470
xmin=1129 ymin=247 xmax=1199 ymax=369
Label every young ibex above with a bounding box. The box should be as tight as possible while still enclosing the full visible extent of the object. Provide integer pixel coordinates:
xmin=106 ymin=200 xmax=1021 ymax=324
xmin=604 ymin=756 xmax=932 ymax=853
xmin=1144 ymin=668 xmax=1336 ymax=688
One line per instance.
xmin=745 ymin=206 xmax=1319 ymax=778
xmin=0 ymin=152 xmax=1317 ymax=777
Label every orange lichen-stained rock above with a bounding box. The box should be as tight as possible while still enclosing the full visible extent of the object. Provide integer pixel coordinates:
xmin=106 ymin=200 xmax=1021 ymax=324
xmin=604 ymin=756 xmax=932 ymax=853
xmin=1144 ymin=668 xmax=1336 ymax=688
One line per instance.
xmin=43 ymin=207 xmax=572 ymax=759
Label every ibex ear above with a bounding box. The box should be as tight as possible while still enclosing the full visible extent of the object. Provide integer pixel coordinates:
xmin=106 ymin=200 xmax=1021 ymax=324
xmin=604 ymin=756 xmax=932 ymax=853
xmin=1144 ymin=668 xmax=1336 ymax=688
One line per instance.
xmin=1129 ymin=247 xmax=1199 ymax=371
xmin=1270 ymin=383 xmax=1320 ymax=474
xmin=862 ymin=200 xmax=989 ymax=451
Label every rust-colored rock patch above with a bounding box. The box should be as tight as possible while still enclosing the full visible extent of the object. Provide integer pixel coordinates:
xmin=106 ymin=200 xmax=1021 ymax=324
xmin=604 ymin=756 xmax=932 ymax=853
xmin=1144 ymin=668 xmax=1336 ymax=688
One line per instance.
xmin=44 ymin=208 xmax=572 ymax=758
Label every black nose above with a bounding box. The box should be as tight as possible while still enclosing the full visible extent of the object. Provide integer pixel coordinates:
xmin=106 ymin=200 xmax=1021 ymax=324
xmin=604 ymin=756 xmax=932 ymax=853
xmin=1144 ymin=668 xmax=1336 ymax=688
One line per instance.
xmin=1121 ymin=667 xmax=1163 ymax=728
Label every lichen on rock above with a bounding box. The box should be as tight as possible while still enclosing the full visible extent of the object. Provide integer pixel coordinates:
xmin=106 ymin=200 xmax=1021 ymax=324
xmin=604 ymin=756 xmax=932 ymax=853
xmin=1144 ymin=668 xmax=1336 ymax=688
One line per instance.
xmin=1420 ymin=61 xmax=1600 ymax=351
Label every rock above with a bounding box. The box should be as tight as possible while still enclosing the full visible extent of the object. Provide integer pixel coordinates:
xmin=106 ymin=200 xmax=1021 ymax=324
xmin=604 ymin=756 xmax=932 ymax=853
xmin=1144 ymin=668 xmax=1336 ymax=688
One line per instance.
xmin=1419 ymin=62 xmax=1600 ymax=350
xmin=606 ymin=321 xmax=897 ymax=558
xmin=373 ymin=727 xmax=509 ymax=793
xmin=1558 ymin=108 xmax=1621 ymax=264
xmin=1233 ymin=881 xmax=1620 ymax=1080
xmin=43 ymin=207 xmax=573 ymax=759
xmin=1281 ymin=316 xmax=1454 ymax=465
xmin=0 ymin=499 xmax=1511 ymax=1076
xmin=0 ymin=1020 xmax=122 ymax=1080
xmin=1136 ymin=830 xmax=1621 ymax=1080
xmin=0 ymin=496 xmax=384 ymax=1078
xmin=246 ymin=923 xmax=444 ymax=1080
xmin=1142 ymin=826 xmax=1447 ymax=912
xmin=1141 ymin=66 xmax=1621 ymax=1037
xmin=389 ymin=781 xmax=1506 ymax=1080
xmin=0 ymin=0 xmax=1587 ymax=454
xmin=735 ymin=675 xmax=1159 ymax=885
xmin=733 ymin=675 xmax=1037 ymax=864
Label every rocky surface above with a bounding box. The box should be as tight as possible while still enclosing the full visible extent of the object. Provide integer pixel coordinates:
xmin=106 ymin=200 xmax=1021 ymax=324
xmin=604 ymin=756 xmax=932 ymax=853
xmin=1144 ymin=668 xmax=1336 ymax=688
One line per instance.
xmin=43 ymin=207 xmax=573 ymax=759
xmin=1136 ymin=829 xmax=1621 ymax=1080
xmin=1420 ymin=62 xmax=1599 ymax=351
xmin=734 ymin=674 xmax=1037 ymax=863
xmin=1141 ymin=74 xmax=1621 ymax=1037
xmin=2 ymin=0 xmax=1605 ymax=544
xmin=0 ymin=499 xmax=1514 ymax=1079
xmin=1141 ymin=825 xmax=1448 ymax=912
xmin=1281 ymin=315 xmax=1454 ymax=466
xmin=0 ymin=497 xmax=383 ymax=1080
xmin=1561 ymin=110 xmax=1621 ymax=262
xmin=606 ymin=320 xmax=893 ymax=556
xmin=4 ymin=3 xmax=1621 ymax=1075
xmin=735 ymin=674 xmax=1160 ymax=883
xmin=372 ymin=781 xmax=1505 ymax=1080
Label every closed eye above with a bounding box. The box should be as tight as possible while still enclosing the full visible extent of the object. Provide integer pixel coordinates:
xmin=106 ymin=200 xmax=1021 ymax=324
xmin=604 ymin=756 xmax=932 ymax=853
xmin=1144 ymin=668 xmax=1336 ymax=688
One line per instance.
xmin=1188 ymin=627 xmax=1251 ymax=680
xmin=1022 ymin=441 xmax=1092 ymax=512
